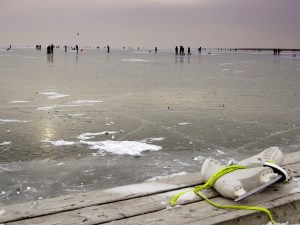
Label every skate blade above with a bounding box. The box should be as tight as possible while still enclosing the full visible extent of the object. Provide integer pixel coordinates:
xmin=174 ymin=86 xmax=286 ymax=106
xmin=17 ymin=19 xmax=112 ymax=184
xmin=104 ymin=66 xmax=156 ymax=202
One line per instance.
xmin=234 ymin=175 xmax=282 ymax=202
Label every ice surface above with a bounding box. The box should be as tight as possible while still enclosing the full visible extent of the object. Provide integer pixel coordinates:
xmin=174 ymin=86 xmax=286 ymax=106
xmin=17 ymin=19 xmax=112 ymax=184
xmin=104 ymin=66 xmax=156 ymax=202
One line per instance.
xmin=1 ymin=49 xmax=300 ymax=206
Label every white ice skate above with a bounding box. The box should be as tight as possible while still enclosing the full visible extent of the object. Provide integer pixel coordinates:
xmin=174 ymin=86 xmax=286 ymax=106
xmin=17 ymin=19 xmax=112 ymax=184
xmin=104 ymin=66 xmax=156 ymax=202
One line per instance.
xmin=200 ymin=147 xmax=289 ymax=201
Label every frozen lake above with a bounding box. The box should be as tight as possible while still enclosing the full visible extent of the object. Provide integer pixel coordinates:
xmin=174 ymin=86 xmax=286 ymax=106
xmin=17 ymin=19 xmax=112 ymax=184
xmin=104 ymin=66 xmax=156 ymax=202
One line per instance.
xmin=0 ymin=48 xmax=299 ymax=205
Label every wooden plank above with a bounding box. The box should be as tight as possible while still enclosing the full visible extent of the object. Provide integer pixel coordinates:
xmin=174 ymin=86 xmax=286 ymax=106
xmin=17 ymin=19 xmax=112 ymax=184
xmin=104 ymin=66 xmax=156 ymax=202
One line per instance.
xmin=0 ymin=173 xmax=202 ymax=223
xmin=4 ymin=163 xmax=300 ymax=225
xmin=1 ymin=151 xmax=299 ymax=224
xmin=102 ymin=178 xmax=300 ymax=225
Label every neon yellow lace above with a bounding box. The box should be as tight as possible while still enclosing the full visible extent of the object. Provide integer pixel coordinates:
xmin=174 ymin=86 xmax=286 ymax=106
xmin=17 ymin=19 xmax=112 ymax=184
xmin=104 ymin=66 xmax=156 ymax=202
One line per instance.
xmin=170 ymin=165 xmax=276 ymax=224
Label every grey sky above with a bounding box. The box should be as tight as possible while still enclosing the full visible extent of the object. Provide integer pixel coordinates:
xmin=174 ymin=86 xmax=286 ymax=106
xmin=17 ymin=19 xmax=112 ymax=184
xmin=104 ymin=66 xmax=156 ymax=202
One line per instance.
xmin=1 ymin=0 xmax=299 ymax=48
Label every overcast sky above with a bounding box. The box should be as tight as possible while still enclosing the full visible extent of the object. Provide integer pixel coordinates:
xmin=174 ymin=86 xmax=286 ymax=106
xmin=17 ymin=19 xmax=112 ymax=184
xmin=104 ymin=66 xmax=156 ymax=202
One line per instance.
xmin=1 ymin=0 xmax=299 ymax=49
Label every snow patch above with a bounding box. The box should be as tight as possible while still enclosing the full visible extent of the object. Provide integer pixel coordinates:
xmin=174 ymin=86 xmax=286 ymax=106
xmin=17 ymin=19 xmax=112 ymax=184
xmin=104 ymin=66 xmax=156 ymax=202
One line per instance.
xmin=0 ymin=119 xmax=28 ymax=123
xmin=147 ymin=172 xmax=187 ymax=181
xmin=216 ymin=149 xmax=225 ymax=155
xmin=42 ymin=139 xmax=75 ymax=146
xmin=106 ymin=183 xmax=176 ymax=195
xmin=178 ymin=122 xmax=190 ymax=126
xmin=8 ymin=100 xmax=29 ymax=103
xmin=192 ymin=155 xmax=205 ymax=162
xmin=0 ymin=209 xmax=5 ymax=216
xmin=122 ymin=59 xmax=150 ymax=62
xmin=289 ymin=179 xmax=300 ymax=194
xmin=80 ymin=140 xmax=161 ymax=156
xmin=0 ymin=141 xmax=11 ymax=146
xmin=141 ymin=137 xmax=165 ymax=143
xmin=39 ymin=92 xmax=69 ymax=100
xmin=77 ymin=131 xmax=118 ymax=140
xmin=70 ymin=100 xmax=102 ymax=104
xmin=68 ymin=113 xmax=86 ymax=117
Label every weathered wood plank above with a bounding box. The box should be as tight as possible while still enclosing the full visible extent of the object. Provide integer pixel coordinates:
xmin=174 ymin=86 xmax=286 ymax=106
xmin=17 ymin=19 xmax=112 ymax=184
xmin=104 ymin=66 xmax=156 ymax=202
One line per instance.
xmin=1 ymin=151 xmax=299 ymax=224
xmin=0 ymin=173 xmax=202 ymax=223
xmin=102 ymin=178 xmax=300 ymax=225
xmin=4 ymin=163 xmax=300 ymax=225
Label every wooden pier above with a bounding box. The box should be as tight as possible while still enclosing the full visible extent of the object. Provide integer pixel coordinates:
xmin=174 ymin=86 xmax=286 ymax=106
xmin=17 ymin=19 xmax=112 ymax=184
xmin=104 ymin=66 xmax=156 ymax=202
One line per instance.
xmin=1 ymin=151 xmax=300 ymax=225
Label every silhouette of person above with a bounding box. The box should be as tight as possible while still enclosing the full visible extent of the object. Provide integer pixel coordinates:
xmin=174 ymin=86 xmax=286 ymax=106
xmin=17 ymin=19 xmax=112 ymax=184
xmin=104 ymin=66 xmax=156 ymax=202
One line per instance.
xmin=64 ymin=45 xmax=67 ymax=52
xmin=180 ymin=46 xmax=185 ymax=55
xmin=187 ymin=47 xmax=191 ymax=55
xmin=47 ymin=45 xmax=50 ymax=54
xmin=50 ymin=44 xmax=54 ymax=54
xmin=155 ymin=47 xmax=157 ymax=53
xmin=107 ymin=45 xmax=110 ymax=53
xmin=175 ymin=46 xmax=178 ymax=55
xmin=75 ymin=45 xmax=79 ymax=54
xmin=198 ymin=47 xmax=202 ymax=54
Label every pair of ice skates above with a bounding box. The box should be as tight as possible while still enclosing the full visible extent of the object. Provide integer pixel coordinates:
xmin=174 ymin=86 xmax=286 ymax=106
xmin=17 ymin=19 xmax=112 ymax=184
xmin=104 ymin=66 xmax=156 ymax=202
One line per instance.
xmin=200 ymin=147 xmax=289 ymax=201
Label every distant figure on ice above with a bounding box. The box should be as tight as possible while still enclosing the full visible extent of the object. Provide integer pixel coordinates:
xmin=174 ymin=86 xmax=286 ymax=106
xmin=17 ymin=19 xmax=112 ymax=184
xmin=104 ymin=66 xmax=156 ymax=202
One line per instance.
xmin=175 ymin=46 xmax=178 ymax=55
xmin=155 ymin=47 xmax=157 ymax=53
xmin=47 ymin=45 xmax=51 ymax=54
xmin=107 ymin=45 xmax=110 ymax=53
xmin=198 ymin=47 xmax=202 ymax=54
xmin=50 ymin=44 xmax=54 ymax=54
xmin=180 ymin=46 xmax=185 ymax=55
xmin=187 ymin=47 xmax=191 ymax=55
xmin=76 ymin=45 xmax=79 ymax=53
xmin=64 ymin=45 xmax=67 ymax=52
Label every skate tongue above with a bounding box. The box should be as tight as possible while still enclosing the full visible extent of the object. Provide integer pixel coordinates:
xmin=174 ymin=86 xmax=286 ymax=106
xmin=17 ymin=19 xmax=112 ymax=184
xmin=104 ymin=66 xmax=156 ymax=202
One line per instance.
xmin=234 ymin=175 xmax=282 ymax=202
